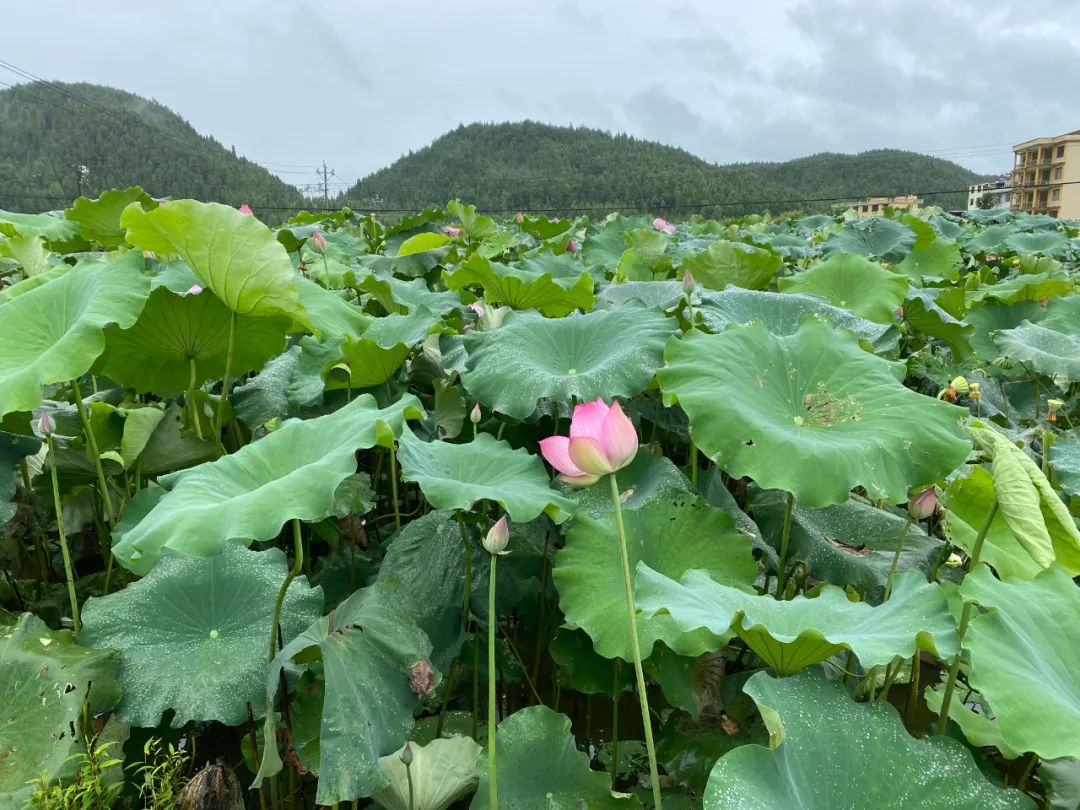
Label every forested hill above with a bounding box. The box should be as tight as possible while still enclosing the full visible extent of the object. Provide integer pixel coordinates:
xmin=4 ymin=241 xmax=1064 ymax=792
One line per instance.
xmin=342 ymin=121 xmax=983 ymax=216
xmin=0 ymin=82 xmax=306 ymax=214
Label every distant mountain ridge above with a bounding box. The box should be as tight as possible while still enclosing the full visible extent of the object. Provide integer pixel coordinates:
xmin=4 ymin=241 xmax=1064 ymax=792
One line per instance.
xmin=342 ymin=121 xmax=984 ymax=216
xmin=0 ymin=82 xmax=306 ymax=215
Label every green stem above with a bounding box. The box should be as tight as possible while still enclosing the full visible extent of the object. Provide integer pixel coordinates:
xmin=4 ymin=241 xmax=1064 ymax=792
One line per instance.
xmin=609 ymin=472 xmax=663 ymax=810
xmin=876 ymin=657 xmax=901 ymax=703
xmin=71 ymin=379 xmax=115 ymax=527
xmin=611 ymin=660 xmax=620 ymax=790
xmin=268 ymin=520 xmax=304 ymax=663
xmin=774 ymin=491 xmax=795 ymax=597
xmin=389 ymin=444 xmax=401 ymax=533
xmin=472 ymin=631 xmax=480 ymax=741
xmin=488 ymin=555 xmax=499 ymax=810
xmin=47 ymin=436 xmax=80 ymax=634
xmin=689 ymin=443 xmax=698 ymax=489
xmin=884 ymin=512 xmax=915 ymax=601
xmin=906 ymin=651 xmax=921 ymax=728
xmin=501 ymin=625 xmax=543 ymax=705
xmin=187 ymin=358 xmax=203 ymax=441
xmin=214 ymin=310 xmax=237 ymax=438
xmin=935 ymin=499 xmax=998 ymax=735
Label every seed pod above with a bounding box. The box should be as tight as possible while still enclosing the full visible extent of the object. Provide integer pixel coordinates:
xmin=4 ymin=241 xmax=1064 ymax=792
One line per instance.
xmin=176 ymin=761 xmax=244 ymax=810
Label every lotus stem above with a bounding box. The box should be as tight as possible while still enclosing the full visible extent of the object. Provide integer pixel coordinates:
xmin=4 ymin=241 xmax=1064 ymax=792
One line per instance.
xmin=214 ymin=310 xmax=237 ymax=438
xmin=775 ymin=491 xmax=796 ymax=597
xmin=187 ymin=357 xmax=203 ymax=440
xmin=389 ymin=444 xmax=401 ymax=533
xmin=689 ymin=443 xmax=698 ymax=488
xmin=884 ymin=512 xmax=915 ymax=601
xmin=47 ymin=435 xmax=80 ymax=634
xmin=268 ymin=519 xmax=304 ymax=663
xmin=70 ymin=378 xmax=115 ymax=527
xmin=935 ymin=499 xmax=998 ymax=735
xmin=609 ymin=472 xmax=664 ymax=810
xmin=487 ymin=553 xmax=499 ymax=810
xmin=906 ymin=650 xmax=921 ymax=728
xmin=611 ymin=660 xmax=621 ymax=790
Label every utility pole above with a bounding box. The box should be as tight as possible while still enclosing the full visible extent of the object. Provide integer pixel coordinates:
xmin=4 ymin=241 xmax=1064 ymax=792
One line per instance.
xmin=316 ymin=161 xmax=336 ymax=211
xmin=75 ymin=164 xmax=89 ymax=198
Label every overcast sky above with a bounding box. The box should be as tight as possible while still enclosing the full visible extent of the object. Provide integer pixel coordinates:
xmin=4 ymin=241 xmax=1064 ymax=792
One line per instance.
xmin=4 ymin=0 xmax=1078 ymax=191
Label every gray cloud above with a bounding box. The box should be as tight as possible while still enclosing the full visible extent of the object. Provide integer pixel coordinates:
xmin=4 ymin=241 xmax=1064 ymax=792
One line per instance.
xmin=3 ymin=0 xmax=1077 ymax=189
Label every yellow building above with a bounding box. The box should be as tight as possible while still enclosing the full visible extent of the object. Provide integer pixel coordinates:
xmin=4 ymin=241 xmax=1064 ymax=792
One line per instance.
xmin=851 ymin=194 xmax=922 ymax=216
xmin=1011 ymin=130 xmax=1080 ymax=219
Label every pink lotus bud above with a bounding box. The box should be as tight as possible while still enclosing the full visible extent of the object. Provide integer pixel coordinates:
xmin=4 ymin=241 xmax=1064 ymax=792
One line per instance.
xmin=310 ymin=230 xmax=328 ymax=254
xmin=186 ymin=284 xmax=203 ymax=295
xmin=483 ymin=515 xmax=510 ymax=555
xmin=470 ymin=403 xmax=482 ymax=424
xmin=443 ymin=226 xmax=461 ymax=237
xmin=238 ymin=204 xmax=253 ymax=215
xmin=653 ymin=217 xmax=676 ymax=235
xmin=683 ymin=269 xmax=695 ymax=294
xmin=515 ymin=212 xmax=525 ymax=224
xmin=566 ymin=238 xmax=578 ymax=253
xmin=539 ymin=398 xmax=638 ymax=485
xmin=38 ymin=409 xmax=55 ymax=436
xmin=400 ymin=743 xmax=414 ymax=766
xmin=468 ymin=302 xmax=485 ymax=317
xmin=908 ymin=487 xmax=937 ymax=520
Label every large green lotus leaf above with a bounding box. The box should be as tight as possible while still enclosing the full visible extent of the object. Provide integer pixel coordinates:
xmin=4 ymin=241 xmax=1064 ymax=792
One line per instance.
xmin=0 ymin=260 xmax=73 ymax=304
xmin=1 ymin=430 xmax=40 ymax=526
xmin=80 ymin=544 xmax=322 ymax=727
xmin=821 ymin=216 xmax=916 ymax=262
xmin=964 ymin=301 xmax=1046 ymax=361
xmin=0 ymin=232 xmax=50 ymax=277
xmin=616 ymin=228 xmax=673 ymax=281
xmin=680 ymin=239 xmax=781 ymax=291
xmin=778 ymin=253 xmax=909 ymax=323
xmin=966 ymin=271 xmax=1074 ymax=308
xmin=1005 ymin=230 xmax=1069 ymax=258
xmin=356 ymin=246 xmax=450 ymax=280
xmin=994 ymin=321 xmax=1080 ymax=384
xmin=636 ymin=567 xmax=957 ymax=675
xmin=255 ymin=580 xmax=435 ymax=805
xmin=595 ymin=280 xmax=685 ymax=312
xmin=942 ymin=467 xmax=1044 ymax=580
xmin=965 ymin=224 xmax=1012 ymax=254
xmin=658 ymin=320 xmax=971 ymax=507
xmin=354 ymin=269 xmax=461 ymax=317
xmin=969 ymin=422 xmax=1080 ymax=573
xmin=923 ymin=685 xmax=1022 ymax=760
xmin=296 ymin=276 xmax=372 ymax=339
xmin=111 ymin=394 xmax=423 ymax=574
xmin=337 ymin=338 xmax=412 ymax=388
xmin=696 ymin=287 xmax=899 ymax=355
xmin=396 ymin=429 xmax=575 ymax=523
xmin=703 ymin=669 xmax=1033 ymax=810
xmin=1041 ymin=758 xmax=1080 ymax=810
xmin=582 ymin=213 xmax=650 ymax=270
xmin=1050 ymin=429 xmax=1080 ymax=497
xmin=0 ymin=614 xmax=121 ymax=810
xmin=471 ymin=705 xmax=640 ymax=809
xmin=66 ymin=187 xmax=156 ymax=248
xmin=137 ymin=403 xmax=222 ymax=475
xmin=960 ymin=566 xmax=1080 ymax=761
xmin=0 ymin=207 xmax=80 ymax=244
xmin=553 ymin=494 xmax=757 ymax=660
xmin=443 ymin=254 xmax=595 ymax=317
xmin=0 ymin=252 xmax=149 ymax=418
xmin=903 ymin=288 xmax=974 ymax=357
xmin=750 ymin=490 xmax=940 ymax=599
xmin=95 ymin=286 xmax=288 ymax=395
xmin=461 ymin=308 xmax=674 ymax=420
xmin=896 ymin=217 xmax=962 ymax=282
xmin=548 ymin=627 xmax=633 ymax=697
xmin=230 ymin=339 xmax=330 ymax=428
xmin=372 ymin=738 xmax=481 ymax=810
xmin=560 ymin=451 xmax=692 ymax=520
xmin=121 ymin=200 xmax=307 ymax=323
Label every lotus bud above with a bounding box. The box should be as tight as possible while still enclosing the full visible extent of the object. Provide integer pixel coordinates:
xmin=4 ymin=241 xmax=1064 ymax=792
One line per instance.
xmin=470 ymin=403 xmax=482 ymax=424
xmin=238 ymin=204 xmax=253 ymax=215
xmin=400 ymin=743 xmax=414 ymax=766
xmin=443 ymin=226 xmax=461 ymax=237
xmin=38 ymin=409 xmax=55 ymax=436
xmin=566 ymin=238 xmax=578 ymax=253
xmin=969 ymin=382 xmax=981 ymax=401
xmin=186 ymin=284 xmax=203 ymax=295
xmin=652 ymin=217 xmax=676 ymax=235
xmin=515 ymin=212 xmax=525 ymax=224
xmin=310 ymin=230 xmax=328 ymax=254
xmin=682 ymin=270 xmax=696 ymax=295
xmin=483 ymin=516 xmax=510 ymax=556
xmin=945 ymin=552 xmax=964 ymax=568
xmin=907 ymin=487 xmax=937 ymax=520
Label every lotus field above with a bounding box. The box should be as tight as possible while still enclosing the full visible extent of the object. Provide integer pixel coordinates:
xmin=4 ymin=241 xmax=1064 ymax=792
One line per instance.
xmin=3 ymin=190 xmax=1080 ymax=810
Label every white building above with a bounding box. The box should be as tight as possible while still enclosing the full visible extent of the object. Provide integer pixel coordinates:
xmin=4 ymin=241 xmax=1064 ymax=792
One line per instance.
xmin=968 ymin=174 xmax=1011 ymax=210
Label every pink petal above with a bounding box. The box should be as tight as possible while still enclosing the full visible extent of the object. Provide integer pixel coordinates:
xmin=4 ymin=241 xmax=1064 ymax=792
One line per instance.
xmin=560 ymin=471 xmax=601 ymax=487
xmin=539 ymin=435 xmax=587 ymax=478
xmin=599 ymin=401 xmax=638 ymax=471
xmin=653 ymin=217 xmax=668 ymax=231
xmin=663 ymin=223 xmax=676 ymax=234
xmin=569 ymin=399 xmax=609 ymax=442
xmin=468 ymin=303 xmax=485 ymax=316
xmin=568 ymin=435 xmax=616 ymax=476
xmin=238 ymin=204 xmax=253 ymax=215
xmin=186 ymin=284 xmax=203 ymax=295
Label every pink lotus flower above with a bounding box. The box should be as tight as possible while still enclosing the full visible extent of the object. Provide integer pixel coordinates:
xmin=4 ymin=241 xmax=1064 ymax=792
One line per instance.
xmin=311 ymin=230 xmax=328 ymax=254
xmin=539 ymin=398 xmax=638 ymax=486
xmin=443 ymin=226 xmax=461 ymax=237
xmin=566 ymin=238 xmax=578 ymax=253
xmin=483 ymin=515 xmax=510 ymax=555
xmin=38 ymin=409 xmax=55 ymax=436
xmin=186 ymin=284 xmax=203 ymax=295
xmin=908 ymin=487 xmax=937 ymax=520
xmin=515 ymin=212 xmax=525 ymax=224
xmin=238 ymin=204 xmax=253 ymax=215
xmin=653 ymin=217 xmax=676 ymax=235
xmin=468 ymin=302 xmax=485 ymax=316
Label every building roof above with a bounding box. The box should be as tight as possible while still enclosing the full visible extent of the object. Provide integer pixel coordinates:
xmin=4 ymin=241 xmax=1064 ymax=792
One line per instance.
xmin=1013 ymin=129 xmax=1080 ymax=150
